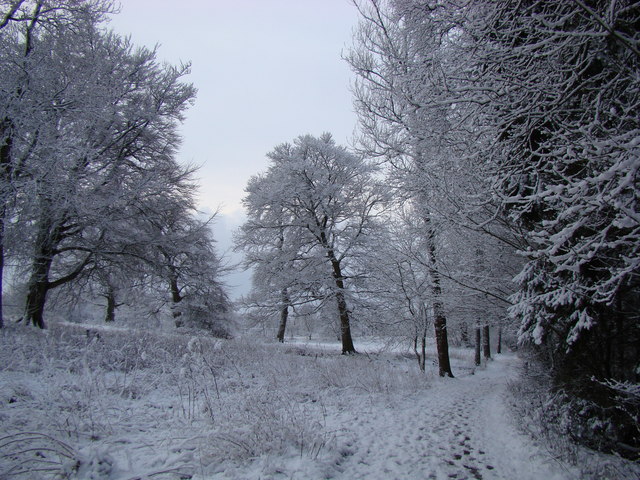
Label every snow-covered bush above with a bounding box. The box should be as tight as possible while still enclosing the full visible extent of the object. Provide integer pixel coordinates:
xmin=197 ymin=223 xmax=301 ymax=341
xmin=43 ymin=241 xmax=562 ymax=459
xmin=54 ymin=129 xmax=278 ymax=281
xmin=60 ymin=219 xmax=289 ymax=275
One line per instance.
xmin=1 ymin=319 xmax=479 ymax=477
xmin=0 ymin=432 xmax=80 ymax=479
xmin=554 ymin=385 xmax=639 ymax=460
xmin=177 ymin=336 xmax=221 ymax=421
xmin=174 ymin=298 xmax=235 ymax=339
xmin=509 ymin=352 xmax=640 ymax=479
xmin=210 ymin=388 xmax=331 ymax=460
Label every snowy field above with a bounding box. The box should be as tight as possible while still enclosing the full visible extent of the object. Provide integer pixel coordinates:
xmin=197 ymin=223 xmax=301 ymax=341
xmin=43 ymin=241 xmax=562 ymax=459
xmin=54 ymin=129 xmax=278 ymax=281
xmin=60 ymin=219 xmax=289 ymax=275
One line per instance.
xmin=1 ymin=322 xmax=637 ymax=479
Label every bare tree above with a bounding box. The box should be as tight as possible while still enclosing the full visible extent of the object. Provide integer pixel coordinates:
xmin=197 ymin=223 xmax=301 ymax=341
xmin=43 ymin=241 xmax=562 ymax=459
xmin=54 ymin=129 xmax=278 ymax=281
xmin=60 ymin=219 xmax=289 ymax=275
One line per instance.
xmin=364 ymin=208 xmax=434 ymax=371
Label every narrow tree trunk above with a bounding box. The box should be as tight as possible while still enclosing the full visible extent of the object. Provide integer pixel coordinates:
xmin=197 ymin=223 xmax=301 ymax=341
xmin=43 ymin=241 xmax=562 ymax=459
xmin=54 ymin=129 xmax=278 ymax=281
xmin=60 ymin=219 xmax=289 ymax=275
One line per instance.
xmin=434 ymin=300 xmax=453 ymax=377
xmin=420 ymin=330 xmax=426 ymax=372
xmin=0 ymin=118 xmax=13 ymax=330
xmin=475 ymin=327 xmax=481 ymax=366
xmin=497 ymin=326 xmax=502 ymax=354
xmin=413 ymin=335 xmax=421 ymax=370
xmin=168 ymin=269 xmax=183 ymax=326
xmin=169 ymin=274 xmax=181 ymax=304
xmin=483 ymin=325 xmax=491 ymax=359
xmin=614 ymin=297 xmax=625 ymax=379
xmin=104 ymin=283 xmax=116 ymax=323
xmin=603 ymin=314 xmax=613 ymax=378
xmin=335 ymin=287 xmax=356 ymax=354
xmin=276 ymin=288 xmax=289 ymax=343
xmin=413 ymin=328 xmax=427 ymax=372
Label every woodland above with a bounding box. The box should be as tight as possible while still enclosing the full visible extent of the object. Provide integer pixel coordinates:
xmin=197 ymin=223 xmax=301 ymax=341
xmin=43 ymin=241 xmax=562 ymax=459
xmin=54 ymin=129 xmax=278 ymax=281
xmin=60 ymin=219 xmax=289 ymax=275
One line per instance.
xmin=1 ymin=1 xmax=639 ymax=478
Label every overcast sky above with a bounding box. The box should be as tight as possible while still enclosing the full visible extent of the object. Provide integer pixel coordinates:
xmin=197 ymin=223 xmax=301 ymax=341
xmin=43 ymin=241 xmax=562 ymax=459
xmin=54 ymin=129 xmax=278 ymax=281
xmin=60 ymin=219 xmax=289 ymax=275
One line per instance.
xmin=108 ymin=0 xmax=361 ymax=297
xmin=109 ymin=0 xmax=360 ymax=217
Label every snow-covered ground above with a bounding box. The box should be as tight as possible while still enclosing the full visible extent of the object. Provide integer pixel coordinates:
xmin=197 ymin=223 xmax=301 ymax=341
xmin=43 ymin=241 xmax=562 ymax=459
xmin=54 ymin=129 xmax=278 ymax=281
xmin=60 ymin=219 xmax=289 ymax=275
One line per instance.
xmin=0 ymin=322 xmax=635 ymax=479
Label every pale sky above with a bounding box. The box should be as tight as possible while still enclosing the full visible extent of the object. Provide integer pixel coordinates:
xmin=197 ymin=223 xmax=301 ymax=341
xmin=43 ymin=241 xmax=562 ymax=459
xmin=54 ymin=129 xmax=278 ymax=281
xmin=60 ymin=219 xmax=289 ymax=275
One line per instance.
xmin=108 ymin=0 xmax=361 ymax=297
xmin=109 ymin=0 xmax=360 ymax=218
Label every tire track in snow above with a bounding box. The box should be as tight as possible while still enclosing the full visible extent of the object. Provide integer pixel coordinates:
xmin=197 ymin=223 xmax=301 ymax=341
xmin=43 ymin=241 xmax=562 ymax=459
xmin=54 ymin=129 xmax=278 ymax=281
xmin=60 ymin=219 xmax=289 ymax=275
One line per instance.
xmin=331 ymin=354 xmax=576 ymax=480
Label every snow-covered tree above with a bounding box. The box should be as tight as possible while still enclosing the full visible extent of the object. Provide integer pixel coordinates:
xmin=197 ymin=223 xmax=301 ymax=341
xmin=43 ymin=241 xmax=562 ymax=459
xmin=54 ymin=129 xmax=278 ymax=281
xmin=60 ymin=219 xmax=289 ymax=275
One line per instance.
xmin=237 ymin=133 xmax=386 ymax=353
xmin=1 ymin=0 xmax=121 ymax=327
xmin=472 ymin=0 xmax=640 ymax=382
xmin=0 ymin=1 xmax=109 ymax=327
xmin=0 ymin=0 xmax=229 ymax=330
xmin=138 ymin=195 xmax=230 ymax=332
xmin=350 ymin=0 xmax=640 ymax=385
xmin=235 ymin=176 xmax=322 ymax=342
xmin=347 ymin=0 xmax=515 ymax=375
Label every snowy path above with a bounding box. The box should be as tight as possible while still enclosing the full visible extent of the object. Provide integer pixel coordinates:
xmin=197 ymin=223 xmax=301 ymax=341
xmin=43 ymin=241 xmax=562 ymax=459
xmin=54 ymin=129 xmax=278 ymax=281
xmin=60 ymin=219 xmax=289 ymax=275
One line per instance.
xmin=328 ymin=354 xmax=577 ymax=480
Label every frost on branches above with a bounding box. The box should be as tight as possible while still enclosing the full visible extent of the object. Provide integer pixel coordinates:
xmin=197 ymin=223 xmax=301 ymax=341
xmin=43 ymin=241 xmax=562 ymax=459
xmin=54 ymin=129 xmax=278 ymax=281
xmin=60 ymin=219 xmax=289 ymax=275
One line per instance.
xmin=356 ymin=0 xmax=639 ymax=381
xmin=0 ymin=1 xmax=229 ymax=331
xmin=237 ymin=133 xmax=386 ymax=353
xmin=475 ymin=1 xmax=640 ymax=380
xmin=347 ymin=0 xmax=640 ymax=455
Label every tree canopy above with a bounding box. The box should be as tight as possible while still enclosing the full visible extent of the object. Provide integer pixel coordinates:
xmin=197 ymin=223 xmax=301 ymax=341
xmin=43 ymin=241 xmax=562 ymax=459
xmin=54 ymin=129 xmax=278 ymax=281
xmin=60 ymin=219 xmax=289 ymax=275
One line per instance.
xmin=0 ymin=0 xmax=228 ymax=332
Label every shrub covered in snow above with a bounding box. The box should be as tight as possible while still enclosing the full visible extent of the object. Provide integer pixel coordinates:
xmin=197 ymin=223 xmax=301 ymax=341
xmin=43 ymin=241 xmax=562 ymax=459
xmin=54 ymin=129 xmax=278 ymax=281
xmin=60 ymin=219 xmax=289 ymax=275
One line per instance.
xmin=509 ymin=351 xmax=640 ymax=479
xmin=0 ymin=321 xmax=432 ymax=478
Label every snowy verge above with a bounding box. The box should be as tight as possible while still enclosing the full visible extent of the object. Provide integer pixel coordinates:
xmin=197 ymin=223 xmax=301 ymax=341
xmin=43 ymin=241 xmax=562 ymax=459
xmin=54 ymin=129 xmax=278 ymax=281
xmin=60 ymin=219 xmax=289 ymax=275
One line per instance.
xmin=0 ymin=322 xmax=624 ymax=479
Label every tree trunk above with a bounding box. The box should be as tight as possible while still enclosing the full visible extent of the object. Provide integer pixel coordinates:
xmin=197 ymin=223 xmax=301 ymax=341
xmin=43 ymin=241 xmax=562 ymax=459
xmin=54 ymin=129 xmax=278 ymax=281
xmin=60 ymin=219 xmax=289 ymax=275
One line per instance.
xmin=24 ymin=238 xmax=91 ymax=329
xmin=23 ymin=203 xmax=76 ymax=328
xmin=168 ymin=268 xmax=183 ymax=326
xmin=475 ymin=327 xmax=481 ymax=366
xmin=460 ymin=321 xmax=469 ymax=347
xmin=425 ymin=217 xmax=453 ymax=377
xmin=169 ymin=273 xmax=181 ymax=304
xmin=24 ymin=212 xmax=60 ymax=329
xmin=24 ymin=256 xmax=52 ymax=329
xmin=0 ymin=218 xmax=4 ymax=329
xmin=434 ymin=300 xmax=453 ymax=377
xmin=276 ymin=287 xmax=289 ymax=343
xmin=413 ymin=327 xmax=427 ymax=372
xmin=483 ymin=325 xmax=491 ymax=359
xmin=328 ymin=253 xmax=356 ymax=354
xmin=104 ymin=283 xmax=116 ymax=323
xmin=420 ymin=330 xmax=426 ymax=372
xmin=0 ymin=117 xmax=13 ymax=330
xmin=335 ymin=288 xmax=356 ymax=354
xmin=497 ymin=326 xmax=502 ymax=354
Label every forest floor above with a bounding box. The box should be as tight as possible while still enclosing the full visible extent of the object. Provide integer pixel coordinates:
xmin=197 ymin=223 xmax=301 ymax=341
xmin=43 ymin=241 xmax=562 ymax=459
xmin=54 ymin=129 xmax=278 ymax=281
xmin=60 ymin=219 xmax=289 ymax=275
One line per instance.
xmin=1 ymin=321 xmax=637 ymax=479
